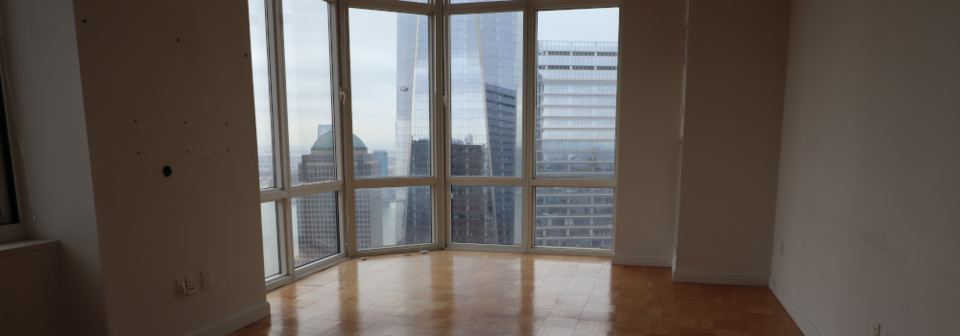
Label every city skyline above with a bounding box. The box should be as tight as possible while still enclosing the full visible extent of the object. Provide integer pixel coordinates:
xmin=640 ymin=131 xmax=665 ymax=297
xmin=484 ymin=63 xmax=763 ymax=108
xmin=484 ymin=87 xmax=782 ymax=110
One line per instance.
xmin=254 ymin=7 xmax=619 ymax=158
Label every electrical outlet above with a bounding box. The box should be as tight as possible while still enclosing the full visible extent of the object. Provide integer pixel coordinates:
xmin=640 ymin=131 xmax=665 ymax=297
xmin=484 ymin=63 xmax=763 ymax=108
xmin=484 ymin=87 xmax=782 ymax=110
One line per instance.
xmin=185 ymin=275 xmax=197 ymax=296
xmin=873 ymin=321 xmax=882 ymax=336
xmin=201 ymin=271 xmax=211 ymax=290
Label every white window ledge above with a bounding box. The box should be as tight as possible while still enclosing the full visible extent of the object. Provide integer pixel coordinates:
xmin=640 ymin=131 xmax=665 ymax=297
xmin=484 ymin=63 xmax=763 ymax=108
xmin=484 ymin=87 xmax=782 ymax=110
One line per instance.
xmin=0 ymin=240 xmax=59 ymax=257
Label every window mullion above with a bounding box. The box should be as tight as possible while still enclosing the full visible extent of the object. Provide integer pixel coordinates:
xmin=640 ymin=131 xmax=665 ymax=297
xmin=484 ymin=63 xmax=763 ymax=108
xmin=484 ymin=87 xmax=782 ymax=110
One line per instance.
xmin=266 ymin=0 xmax=299 ymax=279
xmin=337 ymin=1 xmax=359 ymax=258
xmin=433 ymin=0 xmax=447 ymax=250
xmin=522 ymin=0 xmax=536 ymax=253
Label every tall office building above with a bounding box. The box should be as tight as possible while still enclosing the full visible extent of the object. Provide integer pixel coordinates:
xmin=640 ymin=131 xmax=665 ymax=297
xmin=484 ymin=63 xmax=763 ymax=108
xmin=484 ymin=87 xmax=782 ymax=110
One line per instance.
xmin=317 ymin=124 xmax=332 ymax=137
xmin=392 ymin=14 xmax=435 ymax=246
xmin=394 ymin=16 xmax=616 ymax=248
xmin=534 ymin=41 xmax=618 ymax=248
xmin=295 ymin=132 xmax=382 ymax=265
xmin=372 ymin=150 xmax=388 ymax=177
xmin=446 ymin=12 xmax=523 ymax=245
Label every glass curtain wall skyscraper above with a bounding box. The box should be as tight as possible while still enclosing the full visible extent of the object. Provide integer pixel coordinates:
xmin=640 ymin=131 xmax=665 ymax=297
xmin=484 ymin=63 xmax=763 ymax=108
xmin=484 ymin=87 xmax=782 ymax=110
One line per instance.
xmin=394 ymin=14 xmax=433 ymax=245
xmin=448 ymin=12 xmax=523 ymax=245
xmin=534 ymin=41 xmax=618 ymax=248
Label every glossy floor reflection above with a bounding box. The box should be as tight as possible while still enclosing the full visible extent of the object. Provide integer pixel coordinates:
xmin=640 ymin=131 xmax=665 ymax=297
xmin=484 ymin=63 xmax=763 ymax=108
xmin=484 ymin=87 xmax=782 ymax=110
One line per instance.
xmin=232 ymin=251 xmax=802 ymax=336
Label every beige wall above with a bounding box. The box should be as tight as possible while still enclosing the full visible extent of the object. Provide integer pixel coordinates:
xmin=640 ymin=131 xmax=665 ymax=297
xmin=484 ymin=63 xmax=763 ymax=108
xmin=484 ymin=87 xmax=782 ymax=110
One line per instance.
xmin=0 ymin=0 xmax=268 ymax=334
xmin=673 ymin=0 xmax=790 ymax=285
xmin=612 ymin=0 xmax=685 ymax=267
xmin=0 ymin=0 xmax=108 ymax=334
xmin=70 ymin=0 xmax=268 ymax=334
xmin=0 ymin=244 xmax=63 ymax=335
xmin=771 ymin=0 xmax=960 ymax=335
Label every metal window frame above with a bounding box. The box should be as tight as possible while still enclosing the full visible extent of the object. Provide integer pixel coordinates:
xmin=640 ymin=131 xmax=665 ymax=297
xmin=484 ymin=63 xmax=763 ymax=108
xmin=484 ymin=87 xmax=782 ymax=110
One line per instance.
xmin=442 ymin=0 xmax=620 ymax=256
xmin=256 ymin=0 xmax=623 ymax=289
xmin=259 ymin=0 xmax=351 ymax=292
xmin=337 ymin=0 xmax=445 ymax=259
xmin=0 ymin=26 xmax=27 ymax=240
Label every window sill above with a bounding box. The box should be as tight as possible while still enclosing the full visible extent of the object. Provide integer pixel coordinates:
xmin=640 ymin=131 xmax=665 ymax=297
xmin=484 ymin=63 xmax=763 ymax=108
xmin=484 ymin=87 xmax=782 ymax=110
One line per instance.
xmin=0 ymin=240 xmax=59 ymax=257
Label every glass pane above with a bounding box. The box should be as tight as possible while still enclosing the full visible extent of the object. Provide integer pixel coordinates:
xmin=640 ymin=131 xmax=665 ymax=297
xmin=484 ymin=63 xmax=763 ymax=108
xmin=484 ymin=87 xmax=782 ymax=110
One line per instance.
xmin=350 ymin=9 xmax=431 ymax=179
xmin=534 ymin=188 xmax=613 ymax=249
xmin=249 ymin=0 xmax=275 ymax=189
xmin=450 ymin=0 xmax=513 ymax=3
xmin=285 ymin=0 xmax=336 ymax=186
xmin=261 ymin=202 xmax=281 ymax=278
xmin=399 ymin=0 xmax=429 ymax=3
xmin=451 ymin=186 xmax=522 ymax=245
xmin=355 ymin=186 xmax=432 ymax=249
xmin=536 ymin=8 xmax=620 ymax=178
xmin=450 ymin=12 xmax=523 ymax=177
xmin=292 ymin=192 xmax=340 ymax=268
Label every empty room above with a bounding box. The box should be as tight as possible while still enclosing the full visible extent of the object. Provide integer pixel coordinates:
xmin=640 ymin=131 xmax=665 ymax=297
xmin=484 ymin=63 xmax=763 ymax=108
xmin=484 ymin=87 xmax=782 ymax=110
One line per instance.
xmin=0 ymin=0 xmax=956 ymax=335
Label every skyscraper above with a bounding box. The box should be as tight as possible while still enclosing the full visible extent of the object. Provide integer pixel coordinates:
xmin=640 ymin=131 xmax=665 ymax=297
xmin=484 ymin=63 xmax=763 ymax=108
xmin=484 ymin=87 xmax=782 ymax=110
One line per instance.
xmin=446 ymin=12 xmax=523 ymax=244
xmin=534 ymin=41 xmax=618 ymax=248
xmin=393 ymin=16 xmax=616 ymax=248
xmin=295 ymin=132 xmax=382 ymax=265
xmin=372 ymin=150 xmax=388 ymax=177
xmin=392 ymin=13 xmax=435 ymax=246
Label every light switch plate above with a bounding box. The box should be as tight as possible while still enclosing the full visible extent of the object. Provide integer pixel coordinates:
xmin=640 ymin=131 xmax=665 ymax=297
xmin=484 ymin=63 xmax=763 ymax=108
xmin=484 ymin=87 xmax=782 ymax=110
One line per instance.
xmin=176 ymin=277 xmax=187 ymax=296
xmin=201 ymin=271 xmax=211 ymax=290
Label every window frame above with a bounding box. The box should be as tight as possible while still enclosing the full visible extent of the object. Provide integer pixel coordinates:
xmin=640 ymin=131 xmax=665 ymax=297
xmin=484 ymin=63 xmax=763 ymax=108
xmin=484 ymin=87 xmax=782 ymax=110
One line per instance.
xmin=255 ymin=0 xmax=622 ymax=289
xmin=338 ymin=0 xmax=444 ymax=258
xmin=257 ymin=0 xmax=353 ymax=291
xmin=0 ymin=24 xmax=26 ymax=243
xmin=443 ymin=0 xmax=620 ymax=256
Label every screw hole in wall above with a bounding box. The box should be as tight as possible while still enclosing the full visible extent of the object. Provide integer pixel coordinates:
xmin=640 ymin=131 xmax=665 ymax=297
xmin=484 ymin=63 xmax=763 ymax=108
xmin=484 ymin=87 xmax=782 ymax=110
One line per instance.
xmin=162 ymin=166 xmax=172 ymax=177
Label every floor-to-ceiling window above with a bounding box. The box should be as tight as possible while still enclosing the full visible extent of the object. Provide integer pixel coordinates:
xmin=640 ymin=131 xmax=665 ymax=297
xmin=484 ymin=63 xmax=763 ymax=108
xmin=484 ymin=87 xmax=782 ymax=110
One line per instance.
xmin=533 ymin=8 xmax=619 ymax=250
xmin=348 ymin=8 xmax=436 ymax=250
xmin=251 ymin=0 xmax=346 ymax=288
xmin=447 ymin=10 xmax=525 ymax=249
xmin=250 ymin=0 xmax=621 ymax=288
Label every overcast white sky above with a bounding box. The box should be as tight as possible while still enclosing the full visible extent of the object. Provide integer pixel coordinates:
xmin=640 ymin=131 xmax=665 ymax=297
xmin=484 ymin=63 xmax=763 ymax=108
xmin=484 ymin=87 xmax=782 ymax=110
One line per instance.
xmin=253 ymin=4 xmax=619 ymax=156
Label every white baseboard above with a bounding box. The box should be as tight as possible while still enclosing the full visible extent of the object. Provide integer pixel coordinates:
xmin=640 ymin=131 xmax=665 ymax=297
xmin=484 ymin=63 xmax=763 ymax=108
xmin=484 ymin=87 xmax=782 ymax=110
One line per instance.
xmin=672 ymin=269 xmax=769 ymax=286
xmin=770 ymin=276 xmax=822 ymax=336
xmin=188 ymin=301 xmax=270 ymax=336
xmin=611 ymin=253 xmax=673 ymax=267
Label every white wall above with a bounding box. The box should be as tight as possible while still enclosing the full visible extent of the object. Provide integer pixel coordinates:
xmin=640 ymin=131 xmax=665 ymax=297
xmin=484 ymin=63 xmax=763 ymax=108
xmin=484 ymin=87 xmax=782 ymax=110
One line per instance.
xmin=612 ymin=0 xmax=685 ymax=267
xmin=0 ymin=0 xmax=268 ymax=334
xmin=70 ymin=0 xmax=269 ymax=334
xmin=0 ymin=0 xmax=108 ymax=334
xmin=0 ymin=244 xmax=63 ymax=335
xmin=673 ymin=0 xmax=790 ymax=285
xmin=771 ymin=0 xmax=960 ymax=335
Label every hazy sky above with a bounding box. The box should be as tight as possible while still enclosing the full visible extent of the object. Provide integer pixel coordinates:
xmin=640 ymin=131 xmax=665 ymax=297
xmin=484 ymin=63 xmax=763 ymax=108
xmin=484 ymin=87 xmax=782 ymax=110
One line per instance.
xmin=252 ymin=3 xmax=620 ymax=156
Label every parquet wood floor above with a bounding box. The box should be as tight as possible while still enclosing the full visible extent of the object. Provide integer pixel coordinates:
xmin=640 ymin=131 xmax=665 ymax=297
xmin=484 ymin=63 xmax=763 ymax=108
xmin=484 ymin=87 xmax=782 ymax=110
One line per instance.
xmin=232 ymin=251 xmax=802 ymax=336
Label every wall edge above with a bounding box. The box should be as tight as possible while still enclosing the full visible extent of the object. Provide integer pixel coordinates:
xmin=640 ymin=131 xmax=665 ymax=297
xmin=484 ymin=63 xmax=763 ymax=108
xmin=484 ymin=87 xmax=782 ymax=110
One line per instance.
xmin=769 ymin=276 xmax=822 ymax=336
